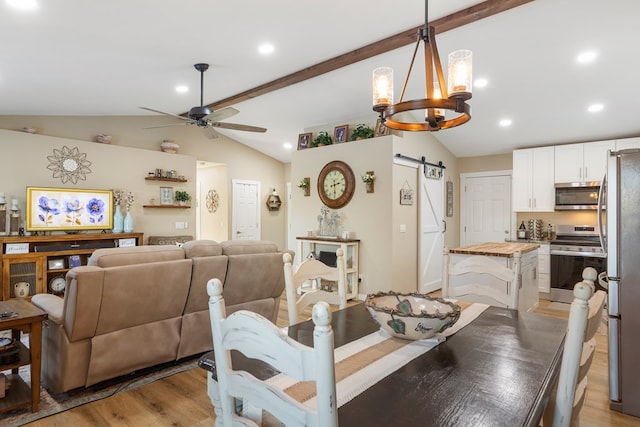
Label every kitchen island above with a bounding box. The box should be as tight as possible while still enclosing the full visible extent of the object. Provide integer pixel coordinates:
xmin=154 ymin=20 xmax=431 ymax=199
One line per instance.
xmin=445 ymin=242 xmax=540 ymax=311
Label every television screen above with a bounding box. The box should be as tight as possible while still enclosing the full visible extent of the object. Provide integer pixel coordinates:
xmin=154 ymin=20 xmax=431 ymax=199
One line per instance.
xmin=26 ymin=187 xmax=113 ymax=232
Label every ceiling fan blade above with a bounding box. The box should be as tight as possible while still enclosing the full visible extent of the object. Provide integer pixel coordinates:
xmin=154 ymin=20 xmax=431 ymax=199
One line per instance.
xmin=210 ymin=121 xmax=267 ymax=133
xmin=143 ymin=123 xmax=190 ymax=129
xmin=203 ymin=106 xmax=240 ymax=122
xmin=140 ymin=107 xmax=190 ymax=121
xmin=205 ymin=127 xmax=219 ymax=139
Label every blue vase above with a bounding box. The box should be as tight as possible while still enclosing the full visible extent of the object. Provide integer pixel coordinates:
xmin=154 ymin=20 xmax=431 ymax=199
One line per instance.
xmin=123 ymin=210 xmax=134 ymax=233
xmin=113 ymin=205 xmax=124 ymax=233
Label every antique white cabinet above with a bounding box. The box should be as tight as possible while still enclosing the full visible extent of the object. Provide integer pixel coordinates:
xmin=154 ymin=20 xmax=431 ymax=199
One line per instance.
xmin=554 ymin=140 xmax=615 ymax=183
xmin=512 ymin=147 xmax=555 ymax=212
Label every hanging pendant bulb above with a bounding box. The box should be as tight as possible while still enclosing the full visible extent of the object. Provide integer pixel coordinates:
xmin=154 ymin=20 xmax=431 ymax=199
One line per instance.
xmin=372 ymin=67 xmax=394 ymax=111
xmin=448 ymin=50 xmax=473 ymax=99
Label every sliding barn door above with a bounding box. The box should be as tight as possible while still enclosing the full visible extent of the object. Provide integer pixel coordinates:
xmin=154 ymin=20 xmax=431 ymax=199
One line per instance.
xmin=419 ymin=164 xmax=445 ymax=293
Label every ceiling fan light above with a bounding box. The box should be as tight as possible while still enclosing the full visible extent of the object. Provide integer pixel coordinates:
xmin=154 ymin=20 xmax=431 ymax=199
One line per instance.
xmin=448 ymin=50 xmax=472 ymax=99
xmin=372 ymin=67 xmax=394 ymax=112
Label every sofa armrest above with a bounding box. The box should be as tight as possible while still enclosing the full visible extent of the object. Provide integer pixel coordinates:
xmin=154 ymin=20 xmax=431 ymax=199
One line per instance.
xmin=31 ymin=293 xmax=64 ymax=323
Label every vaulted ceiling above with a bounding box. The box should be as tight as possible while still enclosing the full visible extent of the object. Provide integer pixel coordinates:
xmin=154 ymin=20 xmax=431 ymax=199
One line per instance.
xmin=2 ymin=0 xmax=638 ymax=162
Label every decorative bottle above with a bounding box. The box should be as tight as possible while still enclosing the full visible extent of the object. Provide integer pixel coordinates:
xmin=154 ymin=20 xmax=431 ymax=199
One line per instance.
xmin=518 ymin=221 xmax=527 ymax=239
xmin=113 ymin=205 xmax=124 ymax=233
xmin=123 ymin=209 xmax=134 ymax=233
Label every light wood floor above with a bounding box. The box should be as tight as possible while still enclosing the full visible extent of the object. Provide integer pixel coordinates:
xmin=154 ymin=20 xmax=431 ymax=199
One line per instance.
xmin=24 ymin=297 xmax=640 ymax=427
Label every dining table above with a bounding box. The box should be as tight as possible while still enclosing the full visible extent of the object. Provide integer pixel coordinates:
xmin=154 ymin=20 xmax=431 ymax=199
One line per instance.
xmin=199 ymin=302 xmax=568 ymax=427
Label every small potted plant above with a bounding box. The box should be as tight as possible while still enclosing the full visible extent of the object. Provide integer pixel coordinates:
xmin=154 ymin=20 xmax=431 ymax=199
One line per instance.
xmin=174 ymin=190 xmax=191 ymax=206
xmin=350 ymin=123 xmax=375 ymax=140
xmin=297 ymin=178 xmax=310 ymax=196
xmin=311 ymin=131 xmax=333 ymax=148
xmin=361 ymin=171 xmax=376 ymax=193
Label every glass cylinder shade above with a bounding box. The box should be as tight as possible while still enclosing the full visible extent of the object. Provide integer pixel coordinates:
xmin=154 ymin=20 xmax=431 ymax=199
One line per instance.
xmin=372 ymin=67 xmax=393 ymax=109
xmin=448 ymin=50 xmax=472 ymax=99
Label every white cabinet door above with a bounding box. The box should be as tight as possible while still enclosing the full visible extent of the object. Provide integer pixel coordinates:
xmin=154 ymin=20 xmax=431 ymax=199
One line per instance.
xmin=531 ymin=147 xmax=555 ymax=211
xmin=555 ymin=140 xmax=614 ymax=183
xmin=512 ymin=149 xmax=533 ymax=211
xmin=513 ymin=147 xmax=554 ymax=212
xmin=583 ymin=140 xmax=615 ymax=181
xmin=616 ymin=137 xmax=640 ymax=150
xmin=554 ymin=143 xmax=583 ymax=183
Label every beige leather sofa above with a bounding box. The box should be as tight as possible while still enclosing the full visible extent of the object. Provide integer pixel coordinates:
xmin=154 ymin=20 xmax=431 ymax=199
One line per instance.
xmin=31 ymin=240 xmax=290 ymax=393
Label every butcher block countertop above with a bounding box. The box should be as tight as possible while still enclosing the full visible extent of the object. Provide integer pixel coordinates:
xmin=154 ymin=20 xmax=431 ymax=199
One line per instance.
xmin=448 ymin=242 xmax=540 ymax=257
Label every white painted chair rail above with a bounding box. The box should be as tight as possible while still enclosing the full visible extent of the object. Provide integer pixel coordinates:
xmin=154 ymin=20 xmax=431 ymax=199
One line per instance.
xmin=543 ymin=267 xmax=607 ymax=427
xmin=208 ymin=277 xmax=339 ymax=427
xmin=442 ymin=247 xmax=521 ymax=309
xmin=283 ymin=248 xmax=347 ymax=326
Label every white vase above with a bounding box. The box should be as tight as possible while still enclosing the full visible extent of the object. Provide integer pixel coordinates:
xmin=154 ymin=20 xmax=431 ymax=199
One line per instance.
xmin=113 ymin=205 xmax=124 ymax=233
xmin=123 ymin=210 xmax=134 ymax=233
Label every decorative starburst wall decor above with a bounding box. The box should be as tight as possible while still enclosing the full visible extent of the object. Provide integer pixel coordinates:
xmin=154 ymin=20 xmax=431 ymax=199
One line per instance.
xmin=47 ymin=146 xmax=92 ymax=184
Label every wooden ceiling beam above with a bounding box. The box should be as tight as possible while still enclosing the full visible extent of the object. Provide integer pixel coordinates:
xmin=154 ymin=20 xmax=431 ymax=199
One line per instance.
xmin=201 ymin=0 xmax=534 ymax=112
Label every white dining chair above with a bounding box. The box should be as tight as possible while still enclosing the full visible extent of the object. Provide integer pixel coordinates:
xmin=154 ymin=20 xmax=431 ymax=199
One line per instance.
xmin=283 ymin=248 xmax=347 ymax=326
xmin=441 ymin=247 xmax=521 ymax=309
xmin=543 ymin=267 xmax=607 ymax=427
xmin=208 ymin=277 xmax=339 ymax=426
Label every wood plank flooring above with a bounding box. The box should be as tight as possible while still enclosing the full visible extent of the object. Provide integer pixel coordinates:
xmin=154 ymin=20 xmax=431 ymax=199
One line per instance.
xmin=23 ymin=297 xmax=640 ymax=427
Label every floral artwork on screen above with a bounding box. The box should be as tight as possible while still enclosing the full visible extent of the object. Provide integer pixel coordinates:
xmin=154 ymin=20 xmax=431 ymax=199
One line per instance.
xmin=26 ymin=187 xmax=113 ymax=231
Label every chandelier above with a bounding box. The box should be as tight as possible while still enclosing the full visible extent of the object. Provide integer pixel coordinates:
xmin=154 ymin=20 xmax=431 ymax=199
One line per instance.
xmin=372 ymin=0 xmax=472 ymax=131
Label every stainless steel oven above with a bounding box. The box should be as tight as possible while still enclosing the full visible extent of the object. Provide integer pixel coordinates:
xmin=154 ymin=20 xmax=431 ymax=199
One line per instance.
xmin=550 ymin=224 xmax=607 ymax=303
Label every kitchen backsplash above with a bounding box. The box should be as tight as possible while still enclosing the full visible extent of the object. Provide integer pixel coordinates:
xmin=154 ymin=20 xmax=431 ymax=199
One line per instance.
xmin=516 ymin=211 xmax=598 ymax=239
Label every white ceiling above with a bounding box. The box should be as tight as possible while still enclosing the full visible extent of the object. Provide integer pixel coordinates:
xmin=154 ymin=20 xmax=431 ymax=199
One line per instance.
xmin=2 ymin=0 xmax=639 ymax=163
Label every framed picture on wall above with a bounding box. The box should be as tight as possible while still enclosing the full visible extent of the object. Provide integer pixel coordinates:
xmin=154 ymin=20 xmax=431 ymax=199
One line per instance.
xmin=333 ymin=125 xmax=348 ymax=143
xmin=297 ymin=133 xmax=312 ymax=150
xmin=160 ymin=187 xmax=174 ymax=205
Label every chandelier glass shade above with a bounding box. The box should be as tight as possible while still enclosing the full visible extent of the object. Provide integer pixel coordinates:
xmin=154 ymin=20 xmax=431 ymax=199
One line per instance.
xmin=372 ymin=0 xmax=472 ymax=132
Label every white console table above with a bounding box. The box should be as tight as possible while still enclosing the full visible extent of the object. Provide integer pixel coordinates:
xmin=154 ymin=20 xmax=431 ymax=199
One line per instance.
xmin=296 ymin=236 xmax=360 ymax=300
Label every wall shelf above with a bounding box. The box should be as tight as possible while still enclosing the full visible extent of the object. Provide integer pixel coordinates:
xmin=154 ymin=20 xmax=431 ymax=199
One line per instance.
xmin=142 ymin=205 xmax=190 ymax=209
xmin=145 ymin=177 xmax=187 ymax=183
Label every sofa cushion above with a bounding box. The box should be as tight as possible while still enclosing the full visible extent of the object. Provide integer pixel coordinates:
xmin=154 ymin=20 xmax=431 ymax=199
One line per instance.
xmin=182 ymin=240 xmax=223 ymax=258
xmin=87 ymin=245 xmax=185 ymax=267
xmin=220 ymin=240 xmax=278 ymax=255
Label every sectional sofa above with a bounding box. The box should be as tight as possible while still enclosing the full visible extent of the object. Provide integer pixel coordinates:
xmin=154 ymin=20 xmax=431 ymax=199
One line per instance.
xmin=31 ymin=239 xmax=291 ymax=393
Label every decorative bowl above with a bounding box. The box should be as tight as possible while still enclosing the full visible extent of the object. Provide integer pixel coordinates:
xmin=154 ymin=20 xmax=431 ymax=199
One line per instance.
xmin=365 ymin=291 xmax=461 ymax=340
xmin=95 ymin=134 xmax=112 ymax=144
xmin=161 ymin=140 xmax=180 ymax=153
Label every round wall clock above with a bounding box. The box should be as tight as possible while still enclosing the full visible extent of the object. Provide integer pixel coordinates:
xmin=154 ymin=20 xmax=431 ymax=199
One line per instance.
xmin=317 ymin=160 xmax=356 ymax=209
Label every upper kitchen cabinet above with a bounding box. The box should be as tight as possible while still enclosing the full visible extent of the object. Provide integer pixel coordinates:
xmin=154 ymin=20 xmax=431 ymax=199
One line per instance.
xmin=513 ymin=147 xmax=555 ymax=212
xmin=616 ymin=137 xmax=640 ymax=150
xmin=554 ymin=140 xmax=615 ymax=183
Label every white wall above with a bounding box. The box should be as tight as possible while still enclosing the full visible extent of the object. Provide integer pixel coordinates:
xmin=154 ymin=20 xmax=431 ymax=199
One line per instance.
xmin=0 ymin=115 xmax=287 ymax=249
xmin=0 ymin=129 xmax=196 ymax=242
xmin=290 ymin=131 xmax=459 ymax=297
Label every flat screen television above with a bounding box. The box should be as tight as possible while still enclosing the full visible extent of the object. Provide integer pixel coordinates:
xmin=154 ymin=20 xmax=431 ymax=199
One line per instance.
xmin=26 ymin=187 xmax=113 ymax=232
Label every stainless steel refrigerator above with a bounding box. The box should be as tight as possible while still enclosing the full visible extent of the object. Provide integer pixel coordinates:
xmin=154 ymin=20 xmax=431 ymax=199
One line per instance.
xmin=605 ymin=148 xmax=640 ymax=415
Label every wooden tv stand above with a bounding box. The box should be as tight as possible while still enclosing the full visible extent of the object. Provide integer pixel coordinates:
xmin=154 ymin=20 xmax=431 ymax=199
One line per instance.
xmin=0 ymin=232 xmax=144 ymax=300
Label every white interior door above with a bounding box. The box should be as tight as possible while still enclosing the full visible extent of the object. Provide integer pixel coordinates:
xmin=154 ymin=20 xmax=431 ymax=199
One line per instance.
xmin=460 ymin=173 xmax=512 ymax=246
xmin=419 ymin=164 xmax=445 ymax=294
xmin=232 ymin=179 xmax=261 ymax=240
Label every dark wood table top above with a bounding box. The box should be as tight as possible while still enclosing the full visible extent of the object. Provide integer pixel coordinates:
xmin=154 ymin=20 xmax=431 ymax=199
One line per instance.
xmin=201 ymin=303 xmax=567 ymax=427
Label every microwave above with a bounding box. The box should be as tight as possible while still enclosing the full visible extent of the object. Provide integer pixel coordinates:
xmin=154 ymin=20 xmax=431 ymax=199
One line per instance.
xmin=554 ymin=182 xmax=602 ymax=210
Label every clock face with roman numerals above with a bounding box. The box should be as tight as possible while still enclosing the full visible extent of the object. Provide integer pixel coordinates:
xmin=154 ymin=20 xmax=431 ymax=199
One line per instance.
xmin=317 ymin=161 xmax=355 ymax=209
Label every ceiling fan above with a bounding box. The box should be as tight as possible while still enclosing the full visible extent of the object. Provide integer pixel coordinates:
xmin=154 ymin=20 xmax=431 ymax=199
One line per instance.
xmin=140 ymin=63 xmax=267 ymax=138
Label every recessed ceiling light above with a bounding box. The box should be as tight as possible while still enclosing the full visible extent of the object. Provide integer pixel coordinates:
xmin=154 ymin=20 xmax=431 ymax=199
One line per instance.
xmin=499 ymin=118 xmax=512 ymax=127
xmin=175 ymin=85 xmax=189 ymax=94
xmin=577 ymin=51 xmax=597 ymax=64
xmin=258 ymin=43 xmax=275 ymax=55
xmin=588 ymin=103 xmax=604 ymax=112
xmin=6 ymin=0 xmax=38 ymax=10
xmin=283 ymin=142 xmax=293 ymax=150
xmin=474 ymin=78 xmax=488 ymax=88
